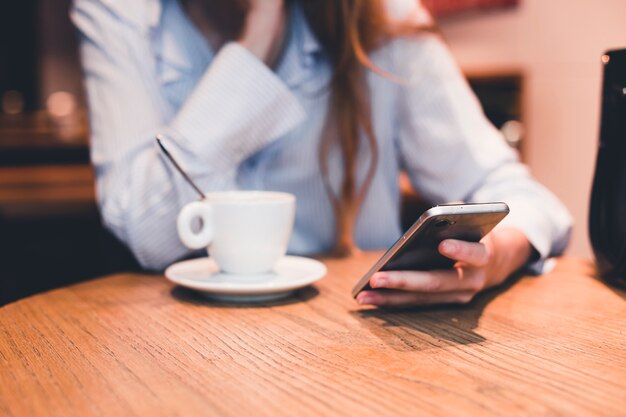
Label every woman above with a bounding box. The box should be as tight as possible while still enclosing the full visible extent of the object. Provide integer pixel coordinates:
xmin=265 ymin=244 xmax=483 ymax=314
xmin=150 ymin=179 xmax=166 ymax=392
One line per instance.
xmin=71 ymin=0 xmax=572 ymax=307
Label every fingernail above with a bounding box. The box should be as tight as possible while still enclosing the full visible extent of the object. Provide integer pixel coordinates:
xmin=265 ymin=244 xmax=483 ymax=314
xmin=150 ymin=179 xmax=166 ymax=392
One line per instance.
xmin=357 ymin=292 xmax=379 ymax=305
xmin=372 ymin=273 xmax=388 ymax=288
xmin=442 ymin=240 xmax=458 ymax=254
xmin=357 ymin=294 xmax=372 ymax=305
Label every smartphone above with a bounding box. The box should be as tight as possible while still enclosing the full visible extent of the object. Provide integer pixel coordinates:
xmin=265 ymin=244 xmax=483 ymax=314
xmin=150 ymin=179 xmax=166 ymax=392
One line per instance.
xmin=351 ymin=202 xmax=510 ymax=298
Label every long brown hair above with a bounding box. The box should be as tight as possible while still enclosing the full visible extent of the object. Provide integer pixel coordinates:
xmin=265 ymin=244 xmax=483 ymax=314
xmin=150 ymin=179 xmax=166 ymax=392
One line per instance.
xmin=183 ymin=0 xmax=424 ymax=255
xmin=300 ymin=0 xmax=403 ymax=256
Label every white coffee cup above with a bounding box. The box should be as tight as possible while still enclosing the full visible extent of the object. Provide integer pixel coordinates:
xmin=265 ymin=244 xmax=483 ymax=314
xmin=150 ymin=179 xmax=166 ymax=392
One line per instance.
xmin=177 ymin=191 xmax=296 ymax=275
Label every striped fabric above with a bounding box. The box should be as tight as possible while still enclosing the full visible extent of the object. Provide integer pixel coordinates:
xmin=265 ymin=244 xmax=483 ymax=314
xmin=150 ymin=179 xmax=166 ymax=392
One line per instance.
xmin=71 ymin=0 xmax=572 ymax=270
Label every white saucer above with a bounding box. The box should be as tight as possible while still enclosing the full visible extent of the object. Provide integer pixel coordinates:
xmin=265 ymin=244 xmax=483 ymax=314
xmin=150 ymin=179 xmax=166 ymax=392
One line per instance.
xmin=164 ymin=256 xmax=327 ymax=302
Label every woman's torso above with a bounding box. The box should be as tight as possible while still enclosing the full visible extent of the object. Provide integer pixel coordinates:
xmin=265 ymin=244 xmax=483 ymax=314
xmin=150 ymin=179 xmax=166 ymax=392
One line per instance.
xmin=149 ymin=0 xmax=414 ymax=254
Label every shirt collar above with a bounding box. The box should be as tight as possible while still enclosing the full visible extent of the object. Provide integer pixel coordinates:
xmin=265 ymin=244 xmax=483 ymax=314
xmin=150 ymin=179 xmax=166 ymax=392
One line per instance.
xmin=150 ymin=0 xmax=323 ymax=88
xmin=150 ymin=0 xmax=322 ymax=54
xmin=278 ymin=2 xmax=324 ymax=88
xmin=294 ymin=4 xmax=322 ymax=58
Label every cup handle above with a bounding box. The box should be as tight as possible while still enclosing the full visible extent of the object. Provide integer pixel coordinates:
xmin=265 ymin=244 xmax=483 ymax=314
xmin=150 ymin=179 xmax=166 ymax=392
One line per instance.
xmin=177 ymin=201 xmax=214 ymax=249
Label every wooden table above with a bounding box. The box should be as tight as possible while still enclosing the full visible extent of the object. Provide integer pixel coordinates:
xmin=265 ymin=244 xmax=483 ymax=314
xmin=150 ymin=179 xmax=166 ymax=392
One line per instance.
xmin=1 ymin=254 xmax=625 ymax=417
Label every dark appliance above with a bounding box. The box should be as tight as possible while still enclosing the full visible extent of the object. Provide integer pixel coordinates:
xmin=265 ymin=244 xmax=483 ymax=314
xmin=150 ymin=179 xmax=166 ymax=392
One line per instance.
xmin=589 ymin=48 xmax=626 ymax=287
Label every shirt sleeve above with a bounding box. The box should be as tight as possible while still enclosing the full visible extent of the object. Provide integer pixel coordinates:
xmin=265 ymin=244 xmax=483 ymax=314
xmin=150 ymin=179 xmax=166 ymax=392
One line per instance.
xmin=71 ymin=0 xmax=305 ymax=270
xmin=394 ymin=34 xmax=572 ymax=267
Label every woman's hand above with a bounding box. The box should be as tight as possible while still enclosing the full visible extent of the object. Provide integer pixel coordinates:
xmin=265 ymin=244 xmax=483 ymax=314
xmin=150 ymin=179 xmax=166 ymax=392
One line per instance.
xmin=356 ymin=227 xmax=533 ymax=307
xmin=238 ymin=0 xmax=286 ymax=67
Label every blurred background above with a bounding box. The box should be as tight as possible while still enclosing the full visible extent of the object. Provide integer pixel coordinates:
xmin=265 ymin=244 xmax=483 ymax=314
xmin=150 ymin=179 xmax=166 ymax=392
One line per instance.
xmin=1 ymin=0 xmax=624 ymax=304
xmin=0 ymin=0 xmax=139 ymax=304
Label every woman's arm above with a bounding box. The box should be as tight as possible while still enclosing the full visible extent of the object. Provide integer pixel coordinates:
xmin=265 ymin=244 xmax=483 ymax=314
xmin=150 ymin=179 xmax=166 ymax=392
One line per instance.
xmin=358 ymin=34 xmax=572 ymax=306
xmin=71 ymin=0 xmax=303 ymax=270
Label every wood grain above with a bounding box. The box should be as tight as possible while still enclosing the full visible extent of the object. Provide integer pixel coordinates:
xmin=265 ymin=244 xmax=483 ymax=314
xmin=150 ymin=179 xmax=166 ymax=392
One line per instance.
xmin=1 ymin=255 xmax=625 ymax=417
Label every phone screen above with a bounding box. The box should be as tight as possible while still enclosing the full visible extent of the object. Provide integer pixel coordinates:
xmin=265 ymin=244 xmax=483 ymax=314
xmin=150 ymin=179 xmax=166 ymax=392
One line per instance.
xmin=382 ymin=214 xmax=498 ymax=271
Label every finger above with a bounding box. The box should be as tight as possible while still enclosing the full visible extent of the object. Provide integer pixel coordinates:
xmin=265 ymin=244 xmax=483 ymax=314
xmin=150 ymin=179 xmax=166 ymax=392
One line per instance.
xmin=439 ymin=239 xmax=489 ymax=267
xmin=370 ymin=269 xmax=484 ymax=293
xmin=356 ymin=290 xmax=475 ymax=307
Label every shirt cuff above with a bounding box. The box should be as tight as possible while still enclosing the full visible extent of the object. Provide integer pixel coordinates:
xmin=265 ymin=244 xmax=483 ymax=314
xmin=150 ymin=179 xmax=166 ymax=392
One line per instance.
xmin=496 ymin=199 xmax=572 ymax=274
xmin=170 ymin=42 xmax=306 ymax=170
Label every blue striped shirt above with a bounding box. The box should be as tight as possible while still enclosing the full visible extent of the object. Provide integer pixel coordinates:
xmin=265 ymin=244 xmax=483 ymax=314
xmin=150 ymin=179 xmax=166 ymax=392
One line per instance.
xmin=71 ymin=0 xmax=572 ymax=270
